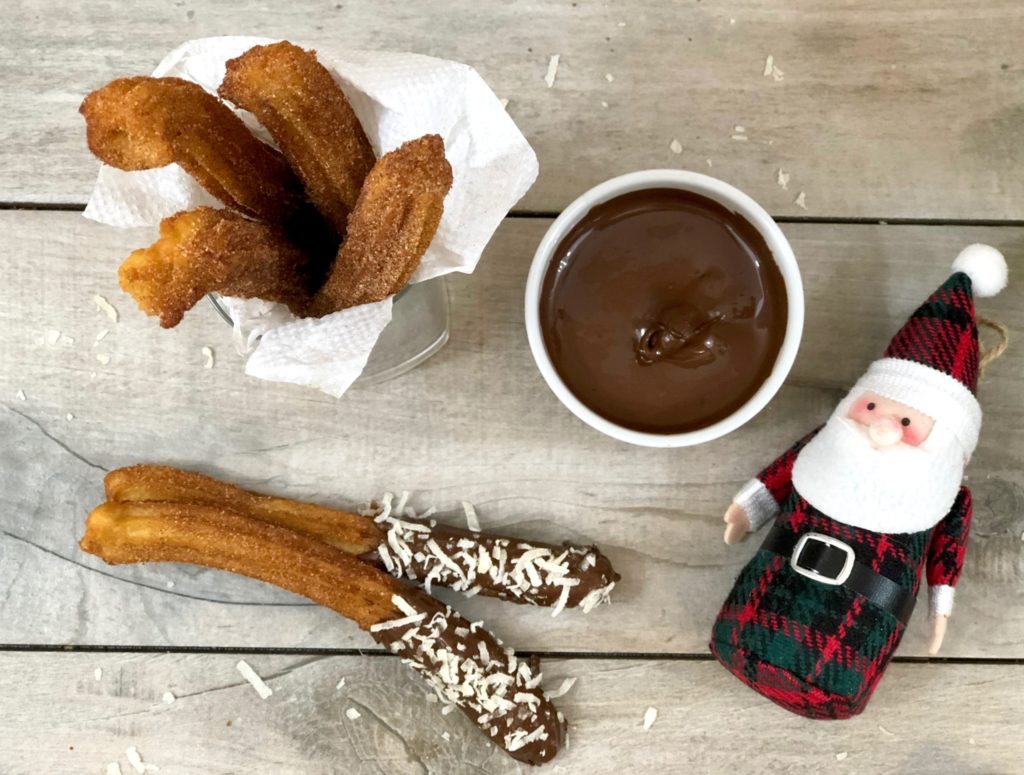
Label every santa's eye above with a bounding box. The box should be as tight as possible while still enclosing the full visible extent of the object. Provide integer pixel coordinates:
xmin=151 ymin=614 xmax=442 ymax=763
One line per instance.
xmin=901 ymin=418 xmax=911 ymax=427
xmin=866 ymin=402 xmax=876 ymax=410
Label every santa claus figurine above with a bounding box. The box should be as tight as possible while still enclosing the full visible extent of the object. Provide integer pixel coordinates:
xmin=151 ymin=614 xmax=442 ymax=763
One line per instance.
xmin=710 ymin=245 xmax=1009 ymax=720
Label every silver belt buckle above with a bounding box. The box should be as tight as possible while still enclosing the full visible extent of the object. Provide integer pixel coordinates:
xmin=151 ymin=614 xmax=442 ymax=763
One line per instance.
xmin=790 ymin=532 xmax=855 ymax=586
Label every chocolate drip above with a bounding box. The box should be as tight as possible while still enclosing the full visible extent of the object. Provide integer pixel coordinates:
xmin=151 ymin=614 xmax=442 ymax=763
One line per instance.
xmin=370 ymin=589 xmax=566 ymax=765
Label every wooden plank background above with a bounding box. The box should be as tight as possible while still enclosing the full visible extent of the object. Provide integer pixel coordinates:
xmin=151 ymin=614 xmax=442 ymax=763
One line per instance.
xmin=0 ymin=0 xmax=1022 ymax=218
xmin=1 ymin=652 xmax=1021 ymax=774
xmin=2 ymin=1 xmax=1023 ymax=772
xmin=1 ymin=214 xmax=1020 ymax=657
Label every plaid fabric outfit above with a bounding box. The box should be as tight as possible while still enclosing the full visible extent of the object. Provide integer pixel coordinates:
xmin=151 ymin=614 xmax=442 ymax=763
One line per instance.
xmin=710 ymin=431 xmax=973 ymax=719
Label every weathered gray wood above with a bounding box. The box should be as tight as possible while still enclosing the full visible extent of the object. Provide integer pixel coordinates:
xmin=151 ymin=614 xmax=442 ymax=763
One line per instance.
xmin=0 ymin=651 xmax=1018 ymax=774
xmin=0 ymin=212 xmax=1021 ymax=656
xmin=2 ymin=0 xmax=1024 ymax=218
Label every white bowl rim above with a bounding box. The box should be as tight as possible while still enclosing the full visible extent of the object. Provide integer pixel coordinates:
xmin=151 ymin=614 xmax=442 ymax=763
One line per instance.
xmin=524 ymin=169 xmax=805 ymax=448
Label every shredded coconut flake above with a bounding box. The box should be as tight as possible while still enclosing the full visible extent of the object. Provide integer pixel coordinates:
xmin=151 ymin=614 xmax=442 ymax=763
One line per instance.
xmin=734 ymin=125 xmax=745 ymax=133
xmin=669 ymin=139 xmax=682 ymax=154
xmin=106 ymin=764 xmax=122 ymax=775
xmin=499 ymin=97 xmax=509 ymax=110
xmin=836 ymin=752 xmax=849 ymax=761
xmin=94 ymin=294 xmax=119 ymax=322
xmin=95 ymin=328 xmax=109 ymax=345
xmin=236 ymin=660 xmax=272 ymax=699
xmin=776 ymin=168 xmax=790 ymax=190
xmin=706 ymin=158 xmax=713 ymax=167
xmin=44 ymin=329 xmax=61 ymax=346
xmin=346 ymin=707 xmax=361 ymax=720
xmin=605 ymin=73 xmax=614 ymax=82
xmin=601 ymin=100 xmax=609 ymax=108
xmin=878 ymin=724 xmax=895 ymax=736
xmin=201 ymin=346 xmax=214 ymax=369
xmin=763 ymin=54 xmax=774 ymax=77
xmin=544 ymin=54 xmax=560 ymax=88
xmin=795 ymin=191 xmax=808 ymax=210
xmin=731 ymin=134 xmax=748 ymax=141
xmin=94 ymin=667 xmax=103 ymax=681
xmin=96 ymin=354 xmax=111 ymax=365
xmin=125 ymin=746 xmax=145 ymax=774
xmin=441 ymin=704 xmax=456 ymax=715
xmin=336 ymin=677 xmax=346 ymax=690
xmin=462 ymin=501 xmax=481 ymax=532
xmin=642 ymin=706 xmax=658 ymax=730
xmin=441 ymin=731 xmax=450 ymax=741
xmin=771 ymin=64 xmax=785 ymax=81
xmin=547 ymin=676 xmax=577 ymax=699
xmin=162 ymin=691 xmax=175 ymax=704
xmin=15 ymin=389 xmax=25 ymax=401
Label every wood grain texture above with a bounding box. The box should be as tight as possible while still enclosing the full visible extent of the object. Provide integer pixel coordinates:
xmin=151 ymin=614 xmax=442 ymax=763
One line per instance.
xmin=0 ymin=651 xmax=1020 ymax=774
xmin=0 ymin=212 xmax=1021 ymax=655
xmin=2 ymin=0 xmax=1023 ymax=218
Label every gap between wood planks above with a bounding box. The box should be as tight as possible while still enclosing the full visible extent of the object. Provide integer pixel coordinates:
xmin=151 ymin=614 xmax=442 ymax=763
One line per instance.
xmin=3 ymin=201 xmax=1024 ymax=228
xmin=2 ymin=643 xmax=1024 ymax=666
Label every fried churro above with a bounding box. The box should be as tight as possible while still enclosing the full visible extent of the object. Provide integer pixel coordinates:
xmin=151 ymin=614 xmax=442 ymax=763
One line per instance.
xmin=81 ymin=501 xmax=566 ymax=765
xmin=219 ymin=41 xmax=377 ymax=236
xmin=307 ymin=134 xmax=453 ymax=315
xmin=80 ymin=76 xmax=306 ymax=224
xmin=104 ymin=464 xmax=382 ymax=555
xmin=104 ymin=465 xmax=619 ymax=612
xmin=118 ymin=207 xmax=313 ymax=328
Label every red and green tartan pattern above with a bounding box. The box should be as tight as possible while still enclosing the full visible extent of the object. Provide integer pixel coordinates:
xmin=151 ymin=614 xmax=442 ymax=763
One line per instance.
xmin=927 ymin=487 xmax=973 ymax=587
xmin=711 ymin=492 xmax=931 ymax=719
xmin=883 ymin=271 xmax=980 ymax=394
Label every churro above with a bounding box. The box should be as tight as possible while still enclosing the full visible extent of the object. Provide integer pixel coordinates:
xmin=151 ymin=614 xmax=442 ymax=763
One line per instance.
xmin=118 ymin=207 xmax=313 ymax=328
xmin=81 ymin=501 xmax=566 ymax=764
xmin=219 ymin=41 xmax=377 ymax=236
xmin=307 ymin=134 xmax=452 ymax=315
xmin=81 ymin=76 xmax=306 ymax=224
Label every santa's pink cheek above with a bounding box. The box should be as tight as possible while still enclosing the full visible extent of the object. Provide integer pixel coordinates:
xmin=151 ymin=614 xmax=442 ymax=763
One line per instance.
xmin=901 ymin=426 xmax=925 ymax=446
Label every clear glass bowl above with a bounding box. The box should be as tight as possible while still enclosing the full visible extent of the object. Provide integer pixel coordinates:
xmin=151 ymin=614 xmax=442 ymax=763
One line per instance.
xmin=208 ymin=276 xmax=450 ymax=385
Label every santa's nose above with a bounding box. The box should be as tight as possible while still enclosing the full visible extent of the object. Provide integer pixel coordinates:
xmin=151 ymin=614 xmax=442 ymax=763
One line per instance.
xmin=868 ymin=416 xmax=903 ymax=447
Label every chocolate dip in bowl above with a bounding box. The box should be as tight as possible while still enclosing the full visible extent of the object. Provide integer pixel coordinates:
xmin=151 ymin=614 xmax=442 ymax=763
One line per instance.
xmin=525 ymin=171 xmax=803 ymax=447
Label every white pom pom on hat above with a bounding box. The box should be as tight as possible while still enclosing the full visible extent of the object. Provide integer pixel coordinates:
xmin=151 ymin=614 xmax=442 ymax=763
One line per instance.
xmin=952 ymin=243 xmax=1008 ymax=298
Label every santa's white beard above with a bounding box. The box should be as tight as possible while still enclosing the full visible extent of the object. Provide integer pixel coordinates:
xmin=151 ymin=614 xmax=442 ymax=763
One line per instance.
xmin=791 ymin=407 xmax=966 ymax=534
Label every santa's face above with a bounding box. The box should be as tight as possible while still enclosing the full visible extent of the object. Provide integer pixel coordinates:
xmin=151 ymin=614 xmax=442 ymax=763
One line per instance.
xmin=845 ymin=392 xmax=935 ymax=448
xmin=791 ymin=389 xmax=965 ymax=534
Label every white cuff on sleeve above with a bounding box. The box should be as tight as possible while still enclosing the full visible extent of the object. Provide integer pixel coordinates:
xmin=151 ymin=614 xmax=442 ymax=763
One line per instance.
xmin=734 ymin=478 xmax=780 ymax=532
xmin=929 ymin=584 xmax=955 ymax=618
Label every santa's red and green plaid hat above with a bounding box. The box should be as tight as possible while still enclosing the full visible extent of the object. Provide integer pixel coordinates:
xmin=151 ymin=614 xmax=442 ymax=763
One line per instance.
xmin=851 ymin=245 xmax=1008 ymax=457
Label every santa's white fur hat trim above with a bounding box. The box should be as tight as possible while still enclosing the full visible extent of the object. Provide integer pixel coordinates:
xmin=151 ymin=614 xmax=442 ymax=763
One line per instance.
xmin=952 ymin=244 xmax=1008 ymax=298
xmin=854 ymin=358 xmax=981 ymax=457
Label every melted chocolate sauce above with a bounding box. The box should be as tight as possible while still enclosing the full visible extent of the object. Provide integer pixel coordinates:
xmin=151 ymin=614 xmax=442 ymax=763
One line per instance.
xmin=540 ymin=188 xmax=788 ymax=434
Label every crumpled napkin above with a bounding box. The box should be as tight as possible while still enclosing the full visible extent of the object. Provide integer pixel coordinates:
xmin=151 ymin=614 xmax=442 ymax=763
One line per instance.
xmin=84 ymin=36 xmax=538 ymax=396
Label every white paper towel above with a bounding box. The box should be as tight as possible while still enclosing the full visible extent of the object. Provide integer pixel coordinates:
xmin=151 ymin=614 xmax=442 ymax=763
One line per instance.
xmin=84 ymin=36 xmax=538 ymax=397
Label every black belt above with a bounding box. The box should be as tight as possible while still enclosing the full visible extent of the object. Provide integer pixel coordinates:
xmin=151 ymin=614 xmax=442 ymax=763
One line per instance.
xmin=762 ymin=525 xmax=916 ymax=626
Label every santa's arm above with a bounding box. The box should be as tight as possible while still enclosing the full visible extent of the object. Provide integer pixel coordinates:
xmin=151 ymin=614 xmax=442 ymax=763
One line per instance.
xmin=926 ymin=486 xmax=973 ymax=619
xmin=732 ymin=426 xmax=823 ymax=532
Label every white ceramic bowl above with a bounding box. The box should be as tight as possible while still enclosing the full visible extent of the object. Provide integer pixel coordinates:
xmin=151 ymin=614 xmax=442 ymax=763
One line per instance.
xmin=524 ymin=170 xmax=804 ymax=448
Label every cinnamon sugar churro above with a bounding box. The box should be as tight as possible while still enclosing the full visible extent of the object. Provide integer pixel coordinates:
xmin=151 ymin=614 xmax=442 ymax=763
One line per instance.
xmin=104 ymin=465 xmax=619 ymax=612
xmin=307 ymin=134 xmax=453 ymax=316
xmin=81 ymin=501 xmax=566 ymax=765
xmin=118 ymin=208 xmax=314 ymax=328
xmin=219 ymin=41 xmax=377 ymax=236
xmin=80 ymin=76 xmax=306 ymax=225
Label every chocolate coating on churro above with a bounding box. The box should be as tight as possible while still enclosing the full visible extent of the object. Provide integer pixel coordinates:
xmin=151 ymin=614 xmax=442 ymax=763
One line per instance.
xmin=371 ymin=589 xmax=566 ymax=765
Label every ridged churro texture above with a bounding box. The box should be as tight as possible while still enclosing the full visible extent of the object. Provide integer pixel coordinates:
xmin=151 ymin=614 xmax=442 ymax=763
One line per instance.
xmin=307 ymin=134 xmax=453 ymax=316
xmin=81 ymin=500 xmax=402 ymax=630
xmin=118 ymin=207 xmax=313 ymax=328
xmin=80 ymin=76 xmax=306 ymax=224
xmin=219 ymin=41 xmax=377 ymax=237
xmin=104 ymin=464 xmax=383 ymax=555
